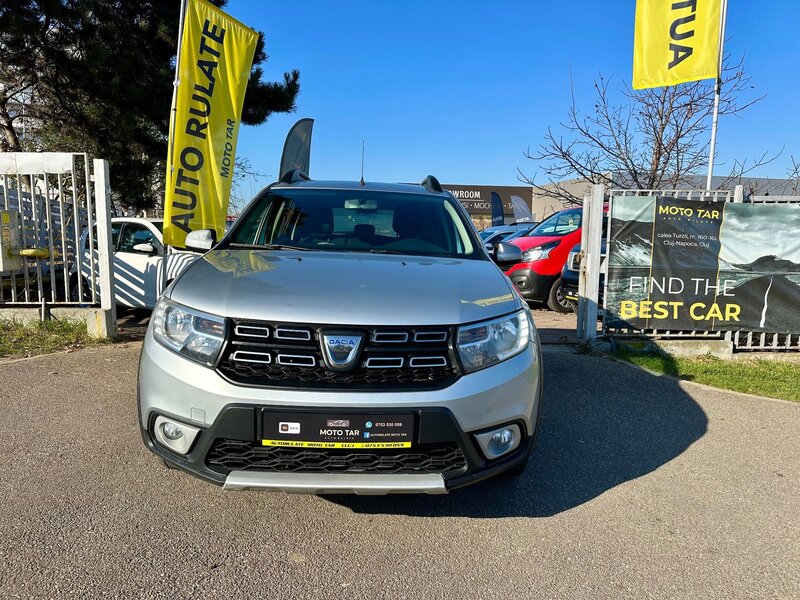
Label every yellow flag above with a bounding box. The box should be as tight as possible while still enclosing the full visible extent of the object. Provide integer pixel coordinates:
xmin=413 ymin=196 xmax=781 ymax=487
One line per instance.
xmin=164 ymin=0 xmax=258 ymax=248
xmin=633 ymin=0 xmax=722 ymax=90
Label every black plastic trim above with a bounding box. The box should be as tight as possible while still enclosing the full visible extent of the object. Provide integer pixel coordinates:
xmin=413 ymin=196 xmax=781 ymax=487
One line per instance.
xmin=506 ymin=268 xmax=558 ymax=302
xmin=420 ymin=175 xmax=444 ymax=193
xmin=137 ymin=399 xmax=537 ymax=489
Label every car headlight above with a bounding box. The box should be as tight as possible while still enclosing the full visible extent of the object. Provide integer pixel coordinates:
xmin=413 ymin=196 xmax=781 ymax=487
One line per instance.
xmin=523 ymin=240 xmax=560 ymax=262
xmin=151 ymin=298 xmax=225 ymax=366
xmin=456 ymin=310 xmax=533 ymax=373
xmin=567 ymin=250 xmax=580 ymax=271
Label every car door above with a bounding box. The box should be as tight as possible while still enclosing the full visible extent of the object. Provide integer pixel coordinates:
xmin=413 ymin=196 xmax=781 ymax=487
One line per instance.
xmin=77 ymin=222 xmax=122 ymax=303
xmin=115 ymin=222 xmax=163 ymax=308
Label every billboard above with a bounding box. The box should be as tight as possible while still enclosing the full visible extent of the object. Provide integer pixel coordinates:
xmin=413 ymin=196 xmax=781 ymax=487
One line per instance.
xmin=606 ymin=196 xmax=800 ymax=333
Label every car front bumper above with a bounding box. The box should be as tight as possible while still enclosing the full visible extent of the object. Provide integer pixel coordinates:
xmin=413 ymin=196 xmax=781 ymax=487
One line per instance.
xmin=138 ymin=333 xmax=542 ymax=493
xmin=504 ymin=267 xmax=558 ymax=303
xmin=562 ymin=278 xmax=579 ymax=305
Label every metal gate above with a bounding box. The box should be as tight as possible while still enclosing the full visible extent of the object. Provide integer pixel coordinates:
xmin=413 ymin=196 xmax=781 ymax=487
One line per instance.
xmin=597 ymin=187 xmax=800 ymax=351
xmin=0 ymin=153 xmax=115 ymax=319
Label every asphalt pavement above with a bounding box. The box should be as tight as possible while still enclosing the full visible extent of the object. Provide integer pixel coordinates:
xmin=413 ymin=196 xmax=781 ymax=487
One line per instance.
xmin=0 ymin=340 xmax=798 ymax=599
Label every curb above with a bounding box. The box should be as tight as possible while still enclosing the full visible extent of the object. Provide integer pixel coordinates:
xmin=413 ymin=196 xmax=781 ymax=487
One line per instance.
xmin=603 ymin=353 xmax=800 ymax=407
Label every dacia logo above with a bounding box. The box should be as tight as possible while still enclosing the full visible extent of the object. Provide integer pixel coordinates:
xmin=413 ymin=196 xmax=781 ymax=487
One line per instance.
xmin=321 ymin=332 xmax=363 ymax=372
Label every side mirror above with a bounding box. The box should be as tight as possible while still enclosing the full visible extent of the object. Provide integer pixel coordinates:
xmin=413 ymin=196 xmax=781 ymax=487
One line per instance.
xmin=484 ymin=242 xmax=495 ymax=254
xmin=185 ymin=229 xmax=217 ymax=252
xmin=494 ymin=242 xmax=522 ymax=267
xmin=132 ymin=243 xmax=156 ymax=255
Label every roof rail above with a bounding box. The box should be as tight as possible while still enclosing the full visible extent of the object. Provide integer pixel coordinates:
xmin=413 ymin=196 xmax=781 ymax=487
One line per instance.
xmin=279 ymin=169 xmax=311 ymax=184
xmin=420 ymin=175 xmax=444 ymax=193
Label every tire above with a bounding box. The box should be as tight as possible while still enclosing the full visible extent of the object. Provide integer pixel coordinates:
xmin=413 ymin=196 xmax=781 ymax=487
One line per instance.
xmin=546 ymin=277 xmax=572 ymax=313
xmin=68 ymin=276 xmax=92 ymax=303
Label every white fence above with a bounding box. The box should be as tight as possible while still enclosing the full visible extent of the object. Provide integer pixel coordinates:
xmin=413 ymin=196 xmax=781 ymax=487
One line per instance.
xmin=0 ymin=153 xmax=116 ymax=333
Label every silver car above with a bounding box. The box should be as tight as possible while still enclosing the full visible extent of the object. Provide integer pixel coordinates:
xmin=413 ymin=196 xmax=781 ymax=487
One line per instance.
xmin=138 ymin=175 xmax=543 ymax=494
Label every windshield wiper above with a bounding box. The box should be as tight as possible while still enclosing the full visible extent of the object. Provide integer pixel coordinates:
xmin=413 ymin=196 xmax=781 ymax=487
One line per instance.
xmin=366 ymin=249 xmax=402 ymax=255
xmin=228 ymin=243 xmax=315 ymax=252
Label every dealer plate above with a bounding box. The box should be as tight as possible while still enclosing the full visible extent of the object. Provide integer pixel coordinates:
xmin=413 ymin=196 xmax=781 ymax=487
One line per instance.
xmin=262 ymin=412 xmax=414 ymax=449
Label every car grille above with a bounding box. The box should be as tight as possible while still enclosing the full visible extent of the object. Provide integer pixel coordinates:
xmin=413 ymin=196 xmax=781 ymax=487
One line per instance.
xmin=206 ymin=439 xmax=467 ymax=475
xmin=216 ymin=320 xmax=461 ymax=390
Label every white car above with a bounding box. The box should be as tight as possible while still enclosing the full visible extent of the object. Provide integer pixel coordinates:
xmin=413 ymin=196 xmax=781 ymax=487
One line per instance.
xmin=72 ymin=217 xmax=199 ymax=309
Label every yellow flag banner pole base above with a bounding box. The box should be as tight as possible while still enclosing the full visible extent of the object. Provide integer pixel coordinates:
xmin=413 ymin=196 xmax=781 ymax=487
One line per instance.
xmin=633 ymin=0 xmax=721 ymax=90
xmin=163 ymin=0 xmax=258 ymax=249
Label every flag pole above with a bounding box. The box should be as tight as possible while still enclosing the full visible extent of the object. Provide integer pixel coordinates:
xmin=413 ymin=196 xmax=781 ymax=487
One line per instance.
xmin=705 ymin=0 xmax=729 ymax=192
xmin=163 ymin=0 xmax=188 ymax=293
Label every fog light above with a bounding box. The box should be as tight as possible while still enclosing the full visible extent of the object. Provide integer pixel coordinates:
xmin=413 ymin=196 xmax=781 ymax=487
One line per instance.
xmin=492 ymin=428 xmax=514 ymax=447
xmin=474 ymin=424 xmax=522 ymax=459
xmin=161 ymin=421 xmax=184 ymax=440
xmin=153 ymin=415 xmax=200 ymax=455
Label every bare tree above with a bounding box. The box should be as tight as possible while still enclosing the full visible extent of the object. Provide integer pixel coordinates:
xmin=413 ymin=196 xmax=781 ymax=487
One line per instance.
xmin=786 ymin=156 xmax=800 ymax=196
xmin=228 ymin=157 xmax=269 ymax=215
xmin=519 ymin=57 xmax=779 ymax=205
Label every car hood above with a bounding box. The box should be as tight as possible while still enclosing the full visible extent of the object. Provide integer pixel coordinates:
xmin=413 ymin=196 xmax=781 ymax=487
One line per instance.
xmin=512 ymin=235 xmax=564 ymax=251
xmin=168 ymin=249 xmax=521 ymax=326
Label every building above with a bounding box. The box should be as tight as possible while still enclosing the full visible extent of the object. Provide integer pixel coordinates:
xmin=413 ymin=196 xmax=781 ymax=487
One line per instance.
xmin=442 ymin=184 xmax=534 ymax=230
xmin=530 ymin=174 xmax=800 ymax=220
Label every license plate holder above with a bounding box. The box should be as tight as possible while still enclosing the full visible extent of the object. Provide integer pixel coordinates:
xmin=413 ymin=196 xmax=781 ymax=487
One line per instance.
xmin=262 ymin=412 xmax=414 ymax=449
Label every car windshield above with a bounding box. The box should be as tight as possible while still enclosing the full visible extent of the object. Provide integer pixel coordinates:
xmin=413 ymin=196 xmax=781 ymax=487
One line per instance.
xmin=227 ymin=188 xmax=480 ymax=259
xmin=528 ymin=210 xmax=582 ymax=236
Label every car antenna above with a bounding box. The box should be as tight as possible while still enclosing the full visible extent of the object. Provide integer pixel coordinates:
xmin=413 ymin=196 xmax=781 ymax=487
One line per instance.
xmin=360 ymin=140 xmax=366 ymax=186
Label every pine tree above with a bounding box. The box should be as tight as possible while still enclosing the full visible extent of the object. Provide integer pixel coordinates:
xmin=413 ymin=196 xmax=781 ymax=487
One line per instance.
xmin=0 ymin=0 xmax=300 ymax=210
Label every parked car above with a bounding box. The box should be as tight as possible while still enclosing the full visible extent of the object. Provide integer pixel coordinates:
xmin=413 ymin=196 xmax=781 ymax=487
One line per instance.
xmin=479 ymin=225 xmax=515 ymax=239
xmin=479 ymin=222 xmax=538 ymax=240
xmin=504 ymin=208 xmax=584 ymax=312
xmin=502 ymin=223 xmax=539 ymax=241
xmin=137 ymin=174 xmax=543 ymax=494
xmin=560 ymin=240 xmax=607 ymax=312
xmin=72 ymin=217 xmax=199 ymax=309
xmin=480 ymin=223 xmax=539 ymax=256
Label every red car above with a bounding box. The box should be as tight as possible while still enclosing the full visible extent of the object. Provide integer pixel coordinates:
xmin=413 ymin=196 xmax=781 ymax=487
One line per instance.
xmin=504 ymin=207 xmax=583 ymax=312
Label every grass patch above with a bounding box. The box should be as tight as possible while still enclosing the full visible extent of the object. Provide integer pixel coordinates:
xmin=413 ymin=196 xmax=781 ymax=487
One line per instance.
xmin=615 ymin=348 xmax=800 ymax=403
xmin=0 ymin=319 xmax=106 ymax=359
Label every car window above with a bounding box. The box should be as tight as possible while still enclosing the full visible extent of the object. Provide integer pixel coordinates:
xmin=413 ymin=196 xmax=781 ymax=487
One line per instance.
xmin=118 ymin=223 xmax=161 ymax=253
xmin=230 ymin=189 xmax=480 ymax=259
xmin=88 ymin=222 xmax=122 ymax=250
xmin=529 ymin=211 xmax=582 ymax=236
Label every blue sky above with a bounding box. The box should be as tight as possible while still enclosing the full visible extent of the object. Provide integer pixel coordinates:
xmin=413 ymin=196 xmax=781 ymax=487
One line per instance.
xmin=228 ymin=0 xmax=800 ymax=197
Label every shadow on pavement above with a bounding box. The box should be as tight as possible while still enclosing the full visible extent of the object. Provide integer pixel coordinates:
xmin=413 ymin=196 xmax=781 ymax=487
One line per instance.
xmin=325 ymin=350 xmax=708 ymax=518
xmin=116 ymin=307 xmax=152 ymax=341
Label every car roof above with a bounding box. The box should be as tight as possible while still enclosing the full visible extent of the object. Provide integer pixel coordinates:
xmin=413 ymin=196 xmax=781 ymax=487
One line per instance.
xmin=271 ymin=179 xmax=451 ymax=197
xmin=111 ymin=217 xmax=162 ymax=224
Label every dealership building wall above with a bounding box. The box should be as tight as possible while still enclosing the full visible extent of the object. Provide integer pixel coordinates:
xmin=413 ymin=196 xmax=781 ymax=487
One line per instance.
xmin=442 ymin=184 xmax=533 ymax=230
xmin=442 ymin=176 xmax=798 ymax=230
xmin=443 ymin=183 xmax=579 ymax=229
